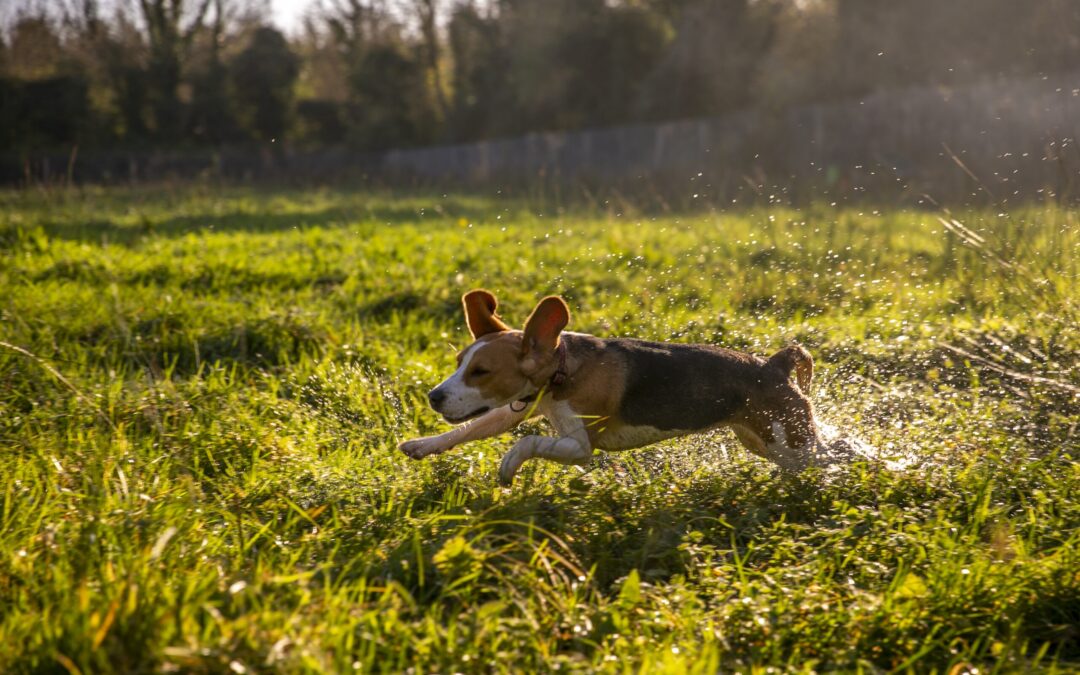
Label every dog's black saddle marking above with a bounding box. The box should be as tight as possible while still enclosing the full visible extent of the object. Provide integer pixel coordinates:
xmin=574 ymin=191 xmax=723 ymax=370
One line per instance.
xmin=609 ymin=339 xmax=765 ymax=431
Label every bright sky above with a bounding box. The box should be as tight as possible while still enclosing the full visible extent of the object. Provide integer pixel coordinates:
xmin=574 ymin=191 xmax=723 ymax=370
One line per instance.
xmin=0 ymin=0 xmax=314 ymax=35
xmin=273 ymin=0 xmax=316 ymax=33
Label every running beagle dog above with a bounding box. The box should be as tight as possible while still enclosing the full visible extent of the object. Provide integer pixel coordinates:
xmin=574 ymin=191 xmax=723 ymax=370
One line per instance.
xmin=399 ymin=290 xmax=829 ymax=485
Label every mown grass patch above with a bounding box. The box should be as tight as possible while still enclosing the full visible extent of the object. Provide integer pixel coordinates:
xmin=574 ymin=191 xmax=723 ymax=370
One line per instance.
xmin=1 ymin=186 xmax=1077 ymax=672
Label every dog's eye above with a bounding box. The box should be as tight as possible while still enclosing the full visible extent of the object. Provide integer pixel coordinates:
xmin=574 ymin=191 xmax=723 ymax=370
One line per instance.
xmin=470 ymin=367 xmax=490 ymax=377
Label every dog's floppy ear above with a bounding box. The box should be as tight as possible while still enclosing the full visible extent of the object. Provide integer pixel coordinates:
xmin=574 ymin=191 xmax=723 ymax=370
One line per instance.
xmin=521 ymin=296 xmax=569 ymax=359
xmin=463 ymin=289 xmax=510 ymax=338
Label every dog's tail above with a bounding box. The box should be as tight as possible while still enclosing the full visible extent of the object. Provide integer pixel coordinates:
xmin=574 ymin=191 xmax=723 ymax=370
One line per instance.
xmin=768 ymin=343 xmax=814 ymax=393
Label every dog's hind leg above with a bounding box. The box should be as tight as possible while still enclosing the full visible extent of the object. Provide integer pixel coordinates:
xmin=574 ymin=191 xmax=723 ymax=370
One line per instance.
xmin=768 ymin=344 xmax=814 ymax=393
xmin=730 ymin=423 xmax=806 ymax=471
xmin=731 ymin=406 xmax=820 ymax=472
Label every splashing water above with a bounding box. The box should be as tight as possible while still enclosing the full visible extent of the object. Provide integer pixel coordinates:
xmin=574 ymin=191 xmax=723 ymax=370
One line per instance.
xmin=816 ymin=420 xmax=917 ymax=472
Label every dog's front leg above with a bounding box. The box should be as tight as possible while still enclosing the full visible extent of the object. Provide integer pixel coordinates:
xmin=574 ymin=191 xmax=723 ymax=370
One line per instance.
xmin=498 ymin=434 xmax=593 ymax=486
xmin=399 ymin=405 xmax=529 ymax=460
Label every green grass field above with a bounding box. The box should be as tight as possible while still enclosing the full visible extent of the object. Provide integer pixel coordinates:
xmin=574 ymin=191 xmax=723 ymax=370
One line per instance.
xmin=1 ymin=186 xmax=1078 ymax=673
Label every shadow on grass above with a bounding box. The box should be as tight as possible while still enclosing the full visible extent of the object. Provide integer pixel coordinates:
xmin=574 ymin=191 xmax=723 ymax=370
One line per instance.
xmin=31 ymin=208 xmax=352 ymax=246
xmin=524 ymin=467 xmax=838 ymax=587
xmin=361 ymin=458 xmax=846 ymax=595
xmin=27 ymin=196 xmax=501 ymax=245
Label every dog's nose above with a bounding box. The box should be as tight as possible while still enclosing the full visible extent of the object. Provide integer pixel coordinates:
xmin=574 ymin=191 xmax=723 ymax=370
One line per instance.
xmin=428 ymin=388 xmax=447 ymax=407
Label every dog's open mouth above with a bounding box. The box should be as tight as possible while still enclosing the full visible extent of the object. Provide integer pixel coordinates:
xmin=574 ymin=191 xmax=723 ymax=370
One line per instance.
xmin=443 ymin=406 xmax=490 ymax=424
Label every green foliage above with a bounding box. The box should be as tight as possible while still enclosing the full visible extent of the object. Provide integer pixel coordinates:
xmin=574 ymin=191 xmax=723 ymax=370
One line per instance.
xmin=346 ymin=43 xmax=438 ymax=150
xmin=9 ymin=0 xmax=1080 ymax=152
xmin=446 ymin=3 xmax=511 ymax=141
xmin=0 ymin=187 xmax=1077 ymax=671
xmin=189 ymin=55 xmax=233 ymax=145
xmin=0 ymin=76 xmax=90 ymax=151
xmin=230 ymin=28 xmax=300 ymax=143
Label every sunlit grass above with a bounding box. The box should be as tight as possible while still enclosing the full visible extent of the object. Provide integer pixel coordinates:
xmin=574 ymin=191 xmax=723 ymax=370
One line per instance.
xmin=1 ymin=185 xmax=1077 ymax=672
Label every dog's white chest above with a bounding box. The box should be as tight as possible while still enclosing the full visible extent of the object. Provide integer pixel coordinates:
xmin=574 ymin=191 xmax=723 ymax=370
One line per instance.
xmin=538 ymin=400 xmax=588 ymax=439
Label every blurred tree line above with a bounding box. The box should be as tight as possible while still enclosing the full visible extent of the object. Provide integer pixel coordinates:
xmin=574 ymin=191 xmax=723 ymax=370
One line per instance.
xmin=2 ymin=0 xmax=1079 ymax=153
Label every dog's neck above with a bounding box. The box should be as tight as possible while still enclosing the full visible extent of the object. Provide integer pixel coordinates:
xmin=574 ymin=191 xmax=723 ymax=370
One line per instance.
xmin=513 ymin=340 xmax=570 ymax=409
xmin=549 ymin=340 xmax=569 ymax=386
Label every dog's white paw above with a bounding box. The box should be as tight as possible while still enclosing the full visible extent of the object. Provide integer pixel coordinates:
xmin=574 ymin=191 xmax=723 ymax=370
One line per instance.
xmin=497 ymin=459 xmax=516 ymax=486
xmin=498 ymin=441 xmax=535 ymax=486
xmin=497 ymin=449 xmax=524 ymax=486
xmin=398 ymin=437 xmax=448 ymax=460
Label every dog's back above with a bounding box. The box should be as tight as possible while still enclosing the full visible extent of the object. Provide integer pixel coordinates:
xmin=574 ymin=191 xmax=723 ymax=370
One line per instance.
xmin=551 ymin=334 xmax=817 ymax=455
xmin=606 ymin=338 xmax=769 ymax=431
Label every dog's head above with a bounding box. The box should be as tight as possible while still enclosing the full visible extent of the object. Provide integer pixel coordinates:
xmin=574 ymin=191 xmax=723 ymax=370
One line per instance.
xmin=427 ymin=289 xmax=569 ymax=423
